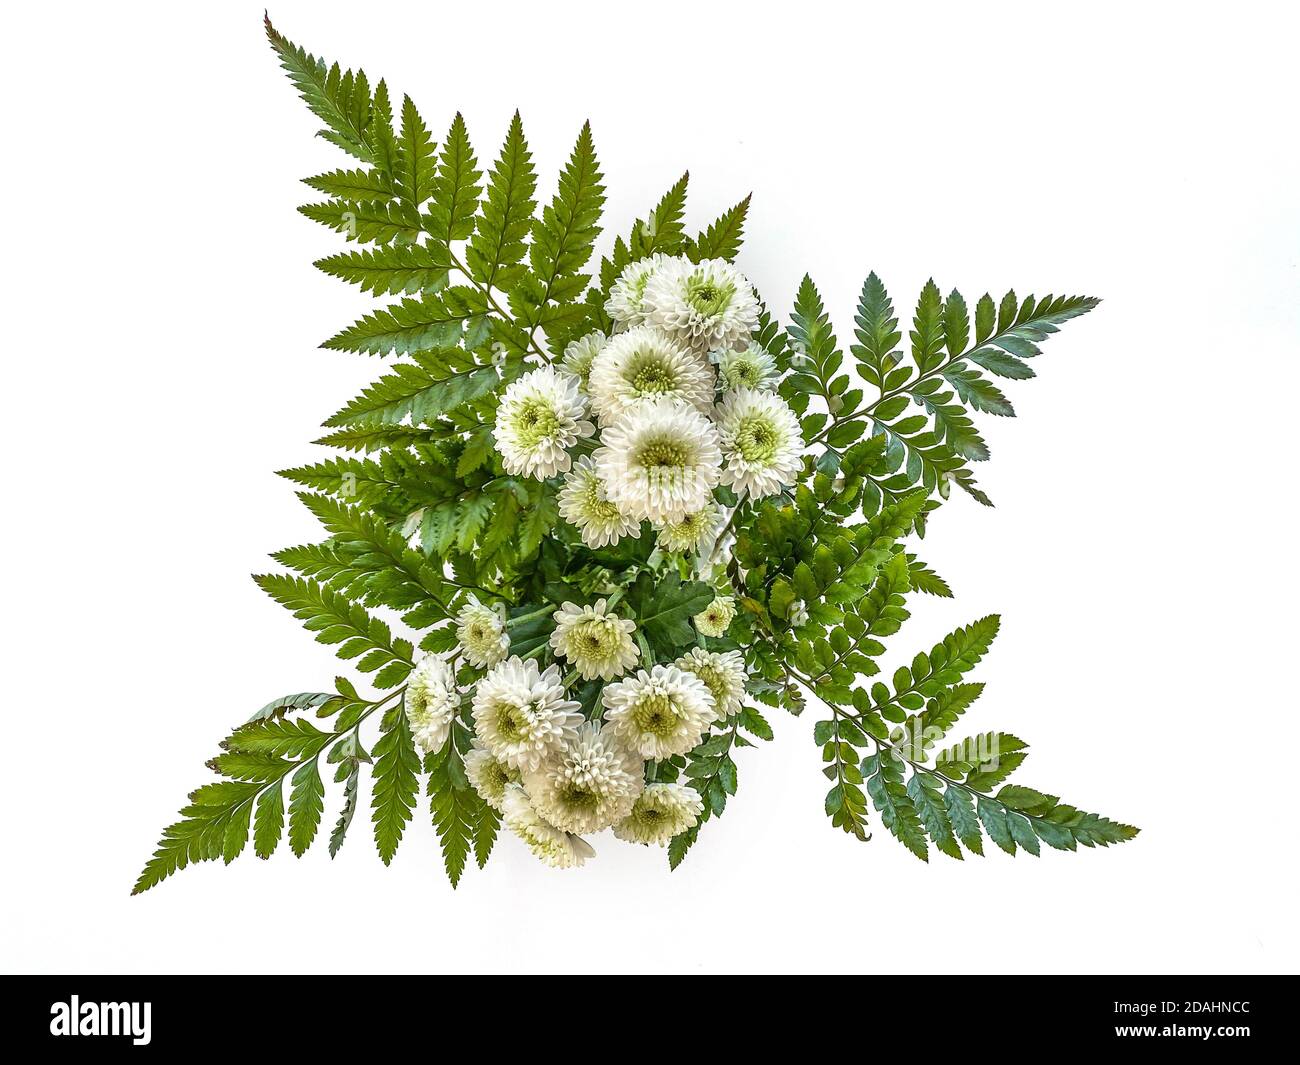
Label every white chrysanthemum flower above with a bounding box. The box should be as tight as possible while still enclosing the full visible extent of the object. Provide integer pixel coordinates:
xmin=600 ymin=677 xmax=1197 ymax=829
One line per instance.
xmin=557 ymin=456 xmax=642 ymax=548
xmin=715 ymin=386 xmax=803 ymax=500
xmin=405 ymin=654 xmax=460 ymax=753
xmin=718 ymin=343 xmax=778 ymax=391
xmin=602 ymin=664 xmax=718 ymax=760
xmin=522 ymin=722 xmax=644 ymax=834
xmin=549 ymin=598 xmax=640 ymax=681
xmin=560 ymin=330 xmax=607 ymax=390
xmin=455 ymin=595 xmax=509 ymax=669
xmin=492 ymin=365 xmax=595 ymax=480
xmin=595 ymin=399 xmax=722 ymax=524
xmin=675 ymin=647 xmax=746 ymax=720
xmin=641 ymin=256 xmax=761 ymax=354
xmin=502 ymin=785 xmax=595 ymax=869
xmin=587 ymin=325 xmax=715 ymax=424
xmin=464 ymin=741 xmax=519 ymax=813
xmin=471 ymin=657 xmax=583 ymax=773
xmin=605 ymin=254 xmax=670 ymax=328
xmin=693 ymin=594 xmax=737 ymax=638
xmin=612 ymin=783 xmax=704 ymax=846
xmin=655 ymin=503 xmax=725 ymax=554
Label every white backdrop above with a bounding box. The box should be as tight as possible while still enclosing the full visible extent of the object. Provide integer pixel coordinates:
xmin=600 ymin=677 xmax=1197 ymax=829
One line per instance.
xmin=2 ymin=0 xmax=1297 ymax=974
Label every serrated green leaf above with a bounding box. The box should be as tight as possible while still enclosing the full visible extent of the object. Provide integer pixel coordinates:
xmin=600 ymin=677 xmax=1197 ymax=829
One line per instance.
xmin=466 ymin=111 xmax=537 ymax=291
xmin=371 ymin=707 xmax=420 ymax=864
xmin=288 ymin=759 xmax=325 ymax=856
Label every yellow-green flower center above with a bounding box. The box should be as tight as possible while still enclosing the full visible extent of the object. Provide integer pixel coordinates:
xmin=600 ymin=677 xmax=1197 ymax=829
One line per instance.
xmin=668 ymin=511 xmax=707 ymax=544
xmin=686 ymin=273 xmax=737 ymax=317
xmin=581 ymin=477 xmax=623 ymax=520
xmin=632 ymin=692 xmax=681 ymax=737
xmin=736 ymin=416 xmax=778 ymax=462
xmin=692 ymin=664 xmax=728 ymax=707
xmin=636 ymin=436 xmax=691 ymax=469
xmin=558 ymin=783 xmax=599 ymax=811
xmin=511 ymin=398 xmax=561 ymax=447
xmin=629 ymin=352 xmax=678 ymax=395
xmin=574 ymin=623 xmax=612 ymax=656
xmin=495 ymin=702 xmax=532 ymax=742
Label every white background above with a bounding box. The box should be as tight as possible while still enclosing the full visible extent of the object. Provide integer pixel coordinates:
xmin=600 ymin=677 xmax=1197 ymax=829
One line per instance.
xmin=2 ymin=0 xmax=1296 ymax=975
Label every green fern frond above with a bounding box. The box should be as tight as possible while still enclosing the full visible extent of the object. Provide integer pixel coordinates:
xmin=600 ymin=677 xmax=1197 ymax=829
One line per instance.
xmin=323 ymin=288 xmax=489 ymax=355
xmin=684 ymin=194 xmax=751 ymax=263
xmin=466 ymin=111 xmax=537 ymax=293
xmin=265 ymin=16 xmax=376 ymax=164
xmin=314 ymin=243 xmax=451 ymax=295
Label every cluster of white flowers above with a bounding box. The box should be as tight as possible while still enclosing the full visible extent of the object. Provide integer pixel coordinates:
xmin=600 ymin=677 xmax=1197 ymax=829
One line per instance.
xmin=492 ymin=253 xmax=803 ymax=575
xmin=436 ymin=588 xmax=749 ymax=866
xmin=447 ymin=255 xmax=796 ymax=869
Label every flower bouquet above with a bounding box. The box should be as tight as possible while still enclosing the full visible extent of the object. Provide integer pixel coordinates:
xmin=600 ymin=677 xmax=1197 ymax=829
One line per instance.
xmin=134 ymin=18 xmax=1137 ymax=893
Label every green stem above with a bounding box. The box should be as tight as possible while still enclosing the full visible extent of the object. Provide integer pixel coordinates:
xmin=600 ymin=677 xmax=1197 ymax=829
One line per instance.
xmin=443 ymin=246 xmax=554 ymax=366
xmin=787 ymin=666 xmax=1015 ymax=811
xmin=508 ymin=604 xmax=556 ymax=628
xmin=444 ymin=578 xmax=499 ymax=600
xmin=223 ymin=688 xmax=404 ymax=836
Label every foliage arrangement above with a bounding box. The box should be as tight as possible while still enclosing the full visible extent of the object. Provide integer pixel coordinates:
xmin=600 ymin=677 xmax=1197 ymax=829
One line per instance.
xmin=134 ymin=18 xmax=1137 ymax=894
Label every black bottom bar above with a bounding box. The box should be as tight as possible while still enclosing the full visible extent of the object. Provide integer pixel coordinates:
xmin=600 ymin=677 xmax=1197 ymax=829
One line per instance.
xmin=0 ymin=976 xmax=1291 ymax=1050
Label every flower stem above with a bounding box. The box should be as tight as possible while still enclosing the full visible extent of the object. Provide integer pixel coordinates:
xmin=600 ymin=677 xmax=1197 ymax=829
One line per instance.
xmin=508 ymin=604 xmax=555 ymax=628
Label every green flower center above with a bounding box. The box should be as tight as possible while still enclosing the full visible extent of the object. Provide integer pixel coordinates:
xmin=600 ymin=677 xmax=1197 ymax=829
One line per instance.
xmin=575 ymin=623 xmax=611 ymax=656
xmin=734 ymin=360 xmax=760 ymax=385
xmin=736 ymin=416 xmax=778 ymax=462
xmin=671 ymin=512 xmax=705 ymax=539
xmin=692 ymin=665 xmax=727 ymax=706
xmin=629 ymin=352 xmax=678 ymax=394
xmin=636 ymin=436 xmax=691 ymax=469
xmin=495 ymin=702 xmax=532 ymax=742
xmin=632 ymin=692 xmax=681 ymax=737
xmin=636 ymin=806 xmax=664 ymax=825
xmin=581 ymin=479 xmax=623 ymax=521
xmin=558 ymin=783 xmax=599 ymax=811
xmin=512 ymin=399 xmax=561 ymax=447
xmin=686 ymin=273 xmax=737 ymax=317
